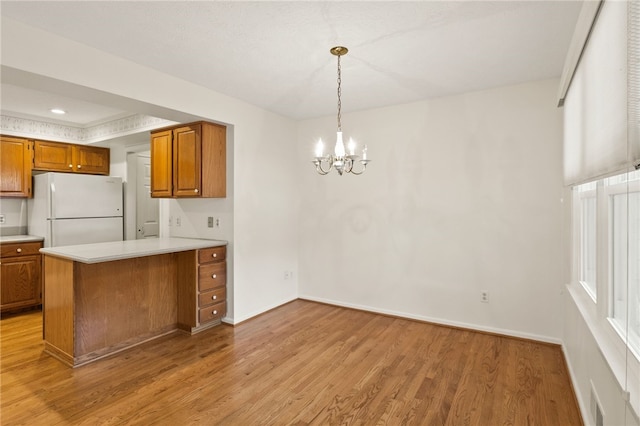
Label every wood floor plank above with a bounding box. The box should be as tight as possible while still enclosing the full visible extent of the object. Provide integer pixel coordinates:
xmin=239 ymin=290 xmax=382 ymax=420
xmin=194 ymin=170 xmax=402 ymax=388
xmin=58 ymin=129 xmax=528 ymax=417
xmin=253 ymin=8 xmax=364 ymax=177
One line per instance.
xmin=0 ymin=300 xmax=583 ymax=425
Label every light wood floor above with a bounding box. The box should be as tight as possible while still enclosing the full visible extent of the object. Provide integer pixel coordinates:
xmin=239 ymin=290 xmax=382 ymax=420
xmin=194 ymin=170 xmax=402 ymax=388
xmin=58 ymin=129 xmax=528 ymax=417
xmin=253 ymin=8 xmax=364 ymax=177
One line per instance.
xmin=1 ymin=300 xmax=582 ymax=425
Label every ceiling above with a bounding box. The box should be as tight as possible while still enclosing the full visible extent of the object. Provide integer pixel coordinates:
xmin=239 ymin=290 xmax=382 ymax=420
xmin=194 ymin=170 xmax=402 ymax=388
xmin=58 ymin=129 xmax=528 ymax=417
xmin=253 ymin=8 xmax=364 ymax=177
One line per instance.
xmin=0 ymin=1 xmax=583 ymax=126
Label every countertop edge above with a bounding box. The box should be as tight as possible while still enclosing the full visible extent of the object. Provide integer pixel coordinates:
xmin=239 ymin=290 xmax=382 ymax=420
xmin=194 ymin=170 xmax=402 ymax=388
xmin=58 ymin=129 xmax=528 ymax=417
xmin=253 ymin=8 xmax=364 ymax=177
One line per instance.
xmin=40 ymin=238 xmax=227 ymax=264
xmin=0 ymin=235 xmax=45 ymax=244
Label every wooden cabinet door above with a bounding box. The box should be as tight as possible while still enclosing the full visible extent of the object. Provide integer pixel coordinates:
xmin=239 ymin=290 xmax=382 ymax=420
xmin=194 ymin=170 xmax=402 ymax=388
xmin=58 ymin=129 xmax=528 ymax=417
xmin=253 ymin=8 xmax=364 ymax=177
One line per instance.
xmin=0 ymin=255 xmax=41 ymax=312
xmin=73 ymin=145 xmax=109 ymax=175
xmin=0 ymin=136 xmax=33 ymax=198
xmin=173 ymin=125 xmax=202 ymax=197
xmin=150 ymin=130 xmax=173 ymax=198
xmin=34 ymin=140 xmax=73 ymax=172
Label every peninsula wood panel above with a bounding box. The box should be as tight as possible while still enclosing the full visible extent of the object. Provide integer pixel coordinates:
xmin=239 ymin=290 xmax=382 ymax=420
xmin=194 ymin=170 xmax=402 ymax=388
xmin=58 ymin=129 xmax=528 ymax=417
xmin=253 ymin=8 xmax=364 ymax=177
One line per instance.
xmin=175 ymin=250 xmax=197 ymax=330
xmin=42 ymin=256 xmax=75 ymax=360
xmin=0 ymin=301 xmax=582 ymax=425
xmin=74 ymin=255 xmax=177 ymax=358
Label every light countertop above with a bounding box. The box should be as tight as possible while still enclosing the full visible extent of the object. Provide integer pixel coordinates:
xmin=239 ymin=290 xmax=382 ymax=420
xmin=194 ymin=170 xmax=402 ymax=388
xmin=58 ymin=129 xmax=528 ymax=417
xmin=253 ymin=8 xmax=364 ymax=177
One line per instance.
xmin=0 ymin=235 xmax=45 ymax=244
xmin=40 ymin=237 xmax=227 ymax=264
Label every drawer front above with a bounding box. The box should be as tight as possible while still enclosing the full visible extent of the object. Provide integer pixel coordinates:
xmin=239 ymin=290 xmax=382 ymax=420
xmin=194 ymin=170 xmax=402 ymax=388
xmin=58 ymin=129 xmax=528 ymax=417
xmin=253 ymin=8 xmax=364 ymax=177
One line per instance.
xmin=199 ymin=301 xmax=226 ymax=324
xmin=198 ymin=246 xmax=226 ymax=264
xmin=198 ymin=262 xmax=227 ymax=292
xmin=1 ymin=242 xmax=42 ymax=258
xmin=198 ymin=287 xmax=226 ymax=308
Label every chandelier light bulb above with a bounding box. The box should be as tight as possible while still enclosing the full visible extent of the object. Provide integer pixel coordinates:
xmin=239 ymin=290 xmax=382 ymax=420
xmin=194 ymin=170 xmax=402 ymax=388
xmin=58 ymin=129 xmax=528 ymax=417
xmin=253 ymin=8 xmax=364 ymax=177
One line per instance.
xmin=315 ymin=139 xmax=324 ymax=158
xmin=348 ymin=138 xmax=356 ymax=156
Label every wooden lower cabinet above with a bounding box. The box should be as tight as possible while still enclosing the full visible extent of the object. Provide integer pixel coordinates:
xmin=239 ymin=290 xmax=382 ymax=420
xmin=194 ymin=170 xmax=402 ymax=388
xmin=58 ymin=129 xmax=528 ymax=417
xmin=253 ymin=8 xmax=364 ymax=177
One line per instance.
xmin=0 ymin=241 xmax=42 ymax=313
xmin=177 ymin=245 xmax=227 ymax=333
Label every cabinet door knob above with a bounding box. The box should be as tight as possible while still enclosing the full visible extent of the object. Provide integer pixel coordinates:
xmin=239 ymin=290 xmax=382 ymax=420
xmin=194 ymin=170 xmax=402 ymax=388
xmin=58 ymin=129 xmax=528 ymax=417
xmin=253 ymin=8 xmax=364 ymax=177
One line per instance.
xmin=212 ymin=274 xmax=217 ymax=279
xmin=77 ymin=165 xmax=82 ymax=169
xmin=194 ymin=188 xmax=198 ymax=193
xmin=16 ymin=248 xmax=22 ymax=253
xmin=212 ymin=295 xmax=217 ymax=300
xmin=69 ymin=164 xmax=73 ymax=168
xmin=212 ymin=253 xmax=217 ymax=258
xmin=213 ymin=310 xmax=218 ymax=315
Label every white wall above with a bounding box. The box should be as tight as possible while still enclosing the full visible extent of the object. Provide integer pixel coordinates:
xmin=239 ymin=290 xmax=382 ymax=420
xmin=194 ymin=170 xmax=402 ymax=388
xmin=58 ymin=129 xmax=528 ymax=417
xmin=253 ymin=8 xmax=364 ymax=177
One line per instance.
xmin=297 ymin=79 xmax=565 ymax=342
xmin=0 ymin=17 xmax=299 ymax=323
xmin=0 ymin=198 xmax=28 ymax=235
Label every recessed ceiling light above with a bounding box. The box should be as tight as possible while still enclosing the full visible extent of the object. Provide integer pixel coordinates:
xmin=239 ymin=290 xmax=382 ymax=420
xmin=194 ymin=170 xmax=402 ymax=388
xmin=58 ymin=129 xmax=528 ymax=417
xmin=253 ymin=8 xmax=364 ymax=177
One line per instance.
xmin=50 ymin=108 xmax=66 ymax=115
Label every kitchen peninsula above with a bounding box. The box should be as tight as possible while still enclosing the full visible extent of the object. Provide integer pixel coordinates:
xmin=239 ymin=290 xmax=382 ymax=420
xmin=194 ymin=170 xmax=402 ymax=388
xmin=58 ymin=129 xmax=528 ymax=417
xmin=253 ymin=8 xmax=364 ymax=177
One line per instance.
xmin=40 ymin=237 xmax=227 ymax=367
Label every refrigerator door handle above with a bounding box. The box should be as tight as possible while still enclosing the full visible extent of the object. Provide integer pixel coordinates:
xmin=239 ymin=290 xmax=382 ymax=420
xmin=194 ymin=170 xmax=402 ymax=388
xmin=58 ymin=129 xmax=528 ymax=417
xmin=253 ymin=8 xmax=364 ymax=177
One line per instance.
xmin=50 ymin=183 xmax=56 ymax=219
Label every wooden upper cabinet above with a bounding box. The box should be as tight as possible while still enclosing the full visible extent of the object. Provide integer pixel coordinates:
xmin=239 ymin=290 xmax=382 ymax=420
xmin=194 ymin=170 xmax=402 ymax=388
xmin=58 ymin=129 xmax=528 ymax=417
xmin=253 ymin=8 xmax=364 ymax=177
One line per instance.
xmin=33 ymin=140 xmax=73 ymax=172
xmin=150 ymin=121 xmax=226 ymax=198
xmin=34 ymin=140 xmax=109 ymax=175
xmin=0 ymin=136 xmax=33 ymax=198
xmin=150 ymin=130 xmax=173 ymax=198
xmin=173 ymin=125 xmax=202 ymax=197
xmin=73 ymin=145 xmax=110 ymax=175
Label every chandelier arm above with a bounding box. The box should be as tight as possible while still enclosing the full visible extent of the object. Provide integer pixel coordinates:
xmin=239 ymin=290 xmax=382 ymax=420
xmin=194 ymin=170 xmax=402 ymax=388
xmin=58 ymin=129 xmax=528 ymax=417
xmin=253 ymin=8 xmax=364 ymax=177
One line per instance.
xmin=314 ymin=158 xmax=333 ymax=175
xmin=347 ymin=160 xmax=370 ymax=175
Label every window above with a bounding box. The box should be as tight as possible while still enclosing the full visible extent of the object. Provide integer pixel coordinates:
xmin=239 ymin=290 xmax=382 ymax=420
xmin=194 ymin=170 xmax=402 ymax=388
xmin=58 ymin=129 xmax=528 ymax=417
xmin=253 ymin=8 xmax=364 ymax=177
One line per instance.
xmin=577 ymin=181 xmax=597 ymax=300
xmin=607 ymin=171 xmax=640 ymax=356
xmin=575 ymin=170 xmax=640 ymax=358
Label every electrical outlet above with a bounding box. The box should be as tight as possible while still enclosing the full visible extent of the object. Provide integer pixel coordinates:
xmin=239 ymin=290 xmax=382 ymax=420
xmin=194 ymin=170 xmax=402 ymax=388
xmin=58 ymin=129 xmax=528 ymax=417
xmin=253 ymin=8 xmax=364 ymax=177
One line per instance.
xmin=215 ymin=218 xmax=221 ymax=228
xmin=0 ymin=214 xmax=5 ymax=224
xmin=208 ymin=217 xmax=214 ymax=228
xmin=284 ymin=271 xmax=293 ymax=280
xmin=481 ymin=291 xmax=489 ymax=303
xmin=176 ymin=216 xmax=181 ymax=227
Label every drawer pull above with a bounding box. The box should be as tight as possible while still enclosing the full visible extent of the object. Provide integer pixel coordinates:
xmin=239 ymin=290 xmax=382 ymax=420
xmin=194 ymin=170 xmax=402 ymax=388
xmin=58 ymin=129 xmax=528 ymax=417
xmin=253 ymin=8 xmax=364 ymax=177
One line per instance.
xmin=77 ymin=165 xmax=82 ymax=169
xmin=16 ymin=248 xmax=22 ymax=253
xmin=69 ymin=164 xmax=73 ymax=168
xmin=212 ymin=295 xmax=217 ymax=300
xmin=212 ymin=274 xmax=217 ymax=279
xmin=212 ymin=253 xmax=217 ymax=258
xmin=213 ymin=310 xmax=218 ymax=315
xmin=194 ymin=188 xmax=199 ymax=193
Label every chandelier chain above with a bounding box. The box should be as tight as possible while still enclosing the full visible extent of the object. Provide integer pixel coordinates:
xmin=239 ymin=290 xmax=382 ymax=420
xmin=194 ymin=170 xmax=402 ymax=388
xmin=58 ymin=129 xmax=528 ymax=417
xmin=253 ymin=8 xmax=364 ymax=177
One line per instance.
xmin=337 ymin=54 xmax=342 ymax=131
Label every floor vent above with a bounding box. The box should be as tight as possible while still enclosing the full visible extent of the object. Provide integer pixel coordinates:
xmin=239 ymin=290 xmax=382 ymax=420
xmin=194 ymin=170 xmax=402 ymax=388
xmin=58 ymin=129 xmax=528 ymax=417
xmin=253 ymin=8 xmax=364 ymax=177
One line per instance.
xmin=590 ymin=380 xmax=604 ymax=426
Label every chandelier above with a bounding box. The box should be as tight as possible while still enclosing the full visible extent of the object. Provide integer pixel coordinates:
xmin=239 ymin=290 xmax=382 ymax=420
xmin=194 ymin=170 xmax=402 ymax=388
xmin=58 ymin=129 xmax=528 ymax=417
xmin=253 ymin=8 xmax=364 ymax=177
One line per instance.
xmin=313 ymin=46 xmax=370 ymax=175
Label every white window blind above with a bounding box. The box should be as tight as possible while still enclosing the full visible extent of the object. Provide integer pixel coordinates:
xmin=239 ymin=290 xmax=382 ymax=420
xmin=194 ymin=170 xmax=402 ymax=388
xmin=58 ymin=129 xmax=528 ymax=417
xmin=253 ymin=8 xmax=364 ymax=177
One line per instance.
xmin=563 ymin=1 xmax=639 ymax=186
xmin=629 ymin=1 xmax=640 ymax=168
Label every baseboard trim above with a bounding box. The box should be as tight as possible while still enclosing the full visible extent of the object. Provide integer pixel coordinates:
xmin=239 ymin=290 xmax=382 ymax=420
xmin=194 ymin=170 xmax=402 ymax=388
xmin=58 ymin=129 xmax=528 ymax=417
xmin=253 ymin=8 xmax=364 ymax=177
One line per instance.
xmin=298 ymin=295 xmax=562 ymax=345
xmin=223 ymin=296 xmax=298 ymax=326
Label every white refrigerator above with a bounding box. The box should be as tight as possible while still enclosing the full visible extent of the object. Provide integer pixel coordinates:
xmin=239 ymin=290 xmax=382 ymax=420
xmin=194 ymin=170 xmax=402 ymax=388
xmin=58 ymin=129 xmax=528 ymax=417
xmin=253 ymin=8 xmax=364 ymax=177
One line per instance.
xmin=28 ymin=173 xmax=124 ymax=248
